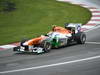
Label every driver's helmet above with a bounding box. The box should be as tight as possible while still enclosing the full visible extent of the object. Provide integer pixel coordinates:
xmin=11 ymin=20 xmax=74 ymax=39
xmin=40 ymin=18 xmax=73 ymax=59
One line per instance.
xmin=66 ymin=27 xmax=72 ymax=31
xmin=64 ymin=23 xmax=72 ymax=31
xmin=52 ymin=25 xmax=57 ymax=31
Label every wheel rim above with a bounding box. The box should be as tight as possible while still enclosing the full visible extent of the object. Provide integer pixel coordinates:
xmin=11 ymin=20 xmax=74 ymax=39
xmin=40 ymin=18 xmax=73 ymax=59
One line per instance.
xmin=46 ymin=44 xmax=51 ymax=50
xmin=82 ymin=35 xmax=86 ymax=43
xmin=44 ymin=42 xmax=51 ymax=52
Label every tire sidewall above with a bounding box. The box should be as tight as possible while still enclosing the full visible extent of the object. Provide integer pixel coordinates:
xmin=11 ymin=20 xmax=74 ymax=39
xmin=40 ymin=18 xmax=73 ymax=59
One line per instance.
xmin=42 ymin=41 xmax=52 ymax=52
xmin=74 ymin=32 xmax=86 ymax=44
xmin=81 ymin=33 xmax=86 ymax=44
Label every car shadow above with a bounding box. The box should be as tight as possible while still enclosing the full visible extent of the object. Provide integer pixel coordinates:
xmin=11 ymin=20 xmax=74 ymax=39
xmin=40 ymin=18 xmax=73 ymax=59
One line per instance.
xmin=14 ymin=43 xmax=85 ymax=55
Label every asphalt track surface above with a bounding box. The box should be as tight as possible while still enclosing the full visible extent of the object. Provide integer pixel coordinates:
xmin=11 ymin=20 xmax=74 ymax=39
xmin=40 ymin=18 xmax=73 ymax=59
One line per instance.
xmin=85 ymin=0 xmax=100 ymax=7
xmin=0 ymin=0 xmax=100 ymax=75
xmin=0 ymin=25 xmax=100 ymax=75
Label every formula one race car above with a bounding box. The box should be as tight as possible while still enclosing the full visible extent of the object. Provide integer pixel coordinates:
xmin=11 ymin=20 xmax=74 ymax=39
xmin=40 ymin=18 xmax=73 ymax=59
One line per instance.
xmin=13 ymin=23 xmax=86 ymax=54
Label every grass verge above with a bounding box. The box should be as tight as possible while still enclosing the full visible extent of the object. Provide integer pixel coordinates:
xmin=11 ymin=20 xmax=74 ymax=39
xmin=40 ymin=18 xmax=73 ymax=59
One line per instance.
xmin=0 ymin=0 xmax=92 ymax=45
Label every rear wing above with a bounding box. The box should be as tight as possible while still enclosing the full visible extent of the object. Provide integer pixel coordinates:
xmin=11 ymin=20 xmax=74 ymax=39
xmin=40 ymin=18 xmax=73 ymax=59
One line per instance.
xmin=65 ymin=23 xmax=82 ymax=33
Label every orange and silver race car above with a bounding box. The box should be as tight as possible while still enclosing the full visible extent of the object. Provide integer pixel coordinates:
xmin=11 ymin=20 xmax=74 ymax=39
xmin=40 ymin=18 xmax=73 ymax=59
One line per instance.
xmin=13 ymin=23 xmax=86 ymax=54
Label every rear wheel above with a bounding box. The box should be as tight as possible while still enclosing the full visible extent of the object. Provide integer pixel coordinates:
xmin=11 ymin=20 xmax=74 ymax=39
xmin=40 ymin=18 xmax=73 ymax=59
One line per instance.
xmin=75 ymin=32 xmax=86 ymax=44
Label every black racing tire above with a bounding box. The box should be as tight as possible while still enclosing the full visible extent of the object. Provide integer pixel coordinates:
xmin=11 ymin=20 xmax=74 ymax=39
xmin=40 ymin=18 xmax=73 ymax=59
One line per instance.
xmin=13 ymin=46 xmax=20 ymax=51
xmin=74 ymin=32 xmax=86 ymax=44
xmin=42 ymin=41 xmax=52 ymax=53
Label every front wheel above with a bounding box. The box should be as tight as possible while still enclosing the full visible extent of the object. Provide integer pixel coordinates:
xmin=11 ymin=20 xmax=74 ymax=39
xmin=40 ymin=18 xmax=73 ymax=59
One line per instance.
xmin=13 ymin=46 xmax=20 ymax=51
xmin=42 ymin=41 xmax=52 ymax=53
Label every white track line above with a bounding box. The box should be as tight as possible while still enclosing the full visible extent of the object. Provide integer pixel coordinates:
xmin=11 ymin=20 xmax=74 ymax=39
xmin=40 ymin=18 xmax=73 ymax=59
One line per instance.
xmin=86 ymin=42 xmax=100 ymax=45
xmin=90 ymin=9 xmax=100 ymax=11
xmin=0 ymin=0 xmax=100 ymax=74
xmin=82 ymin=25 xmax=95 ymax=29
xmin=0 ymin=45 xmax=16 ymax=49
xmin=0 ymin=55 xmax=100 ymax=74
xmin=92 ymin=13 xmax=100 ymax=15
xmin=84 ymin=24 xmax=100 ymax=32
xmin=92 ymin=17 xmax=100 ymax=19
xmin=88 ymin=21 xmax=100 ymax=24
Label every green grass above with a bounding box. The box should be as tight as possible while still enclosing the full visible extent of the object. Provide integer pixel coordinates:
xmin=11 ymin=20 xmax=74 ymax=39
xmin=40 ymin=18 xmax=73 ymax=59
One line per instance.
xmin=0 ymin=0 xmax=92 ymax=45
